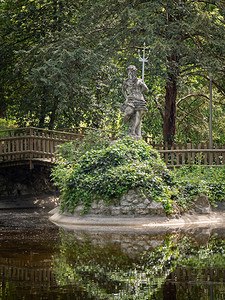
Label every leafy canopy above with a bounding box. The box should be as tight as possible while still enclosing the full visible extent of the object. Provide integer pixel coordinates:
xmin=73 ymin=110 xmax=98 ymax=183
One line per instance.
xmin=1 ymin=0 xmax=224 ymax=143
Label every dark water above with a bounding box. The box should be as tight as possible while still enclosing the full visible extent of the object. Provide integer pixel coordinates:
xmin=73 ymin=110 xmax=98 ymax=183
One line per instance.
xmin=0 ymin=209 xmax=225 ymax=300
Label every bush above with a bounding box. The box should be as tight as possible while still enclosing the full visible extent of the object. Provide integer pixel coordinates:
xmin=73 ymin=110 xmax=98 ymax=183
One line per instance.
xmin=0 ymin=118 xmax=17 ymax=136
xmin=52 ymin=135 xmax=174 ymax=213
xmin=172 ymin=165 xmax=225 ymax=208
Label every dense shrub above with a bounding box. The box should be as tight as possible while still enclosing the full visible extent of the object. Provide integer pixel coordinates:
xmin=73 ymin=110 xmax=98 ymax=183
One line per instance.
xmin=52 ymin=136 xmax=174 ymax=213
xmin=172 ymin=165 xmax=225 ymax=208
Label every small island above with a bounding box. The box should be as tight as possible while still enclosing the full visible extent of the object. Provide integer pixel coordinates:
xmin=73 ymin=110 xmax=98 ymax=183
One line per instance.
xmin=50 ymin=130 xmax=225 ymax=229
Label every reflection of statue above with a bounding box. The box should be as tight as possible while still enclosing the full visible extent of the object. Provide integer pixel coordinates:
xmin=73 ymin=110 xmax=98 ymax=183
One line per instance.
xmin=122 ymin=65 xmax=149 ymax=138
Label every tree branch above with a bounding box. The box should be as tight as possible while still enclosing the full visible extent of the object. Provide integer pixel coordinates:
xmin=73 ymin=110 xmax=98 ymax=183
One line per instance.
xmin=177 ymin=101 xmax=206 ymax=124
xmin=153 ymin=94 xmax=164 ymax=121
xmin=177 ymin=93 xmax=209 ymax=106
xmin=181 ymin=72 xmax=225 ymax=96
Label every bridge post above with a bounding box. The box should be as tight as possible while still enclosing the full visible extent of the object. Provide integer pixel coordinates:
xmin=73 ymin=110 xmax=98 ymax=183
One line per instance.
xmin=29 ymin=128 xmax=34 ymax=169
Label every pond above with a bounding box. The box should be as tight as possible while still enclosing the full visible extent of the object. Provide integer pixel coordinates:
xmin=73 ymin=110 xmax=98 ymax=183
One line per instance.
xmin=0 ymin=208 xmax=225 ymax=299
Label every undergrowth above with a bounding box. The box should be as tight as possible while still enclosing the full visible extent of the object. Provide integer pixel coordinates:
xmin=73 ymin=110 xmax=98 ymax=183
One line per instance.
xmin=172 ymin=165 xmax=225 ymax=209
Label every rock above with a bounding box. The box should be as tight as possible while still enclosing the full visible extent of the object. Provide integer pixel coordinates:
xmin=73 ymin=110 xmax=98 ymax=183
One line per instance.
xmin=127 ymin=189 xmax=136 ymax=196
xmin=148 ymin=200 xmax=165 ymax=215
xmin=68 ymin=189 xmax=167 ymax=216
xmin=99 ymin=206 xmax=111 ymax=215
xmin=132 ymin=199 xmax=139 ymax=204
xmin=124 ymin=192 xmax=135 ymax=203
xmin=121 ymin=207 xmax=132 ymax=215
xmin=120 ymin=199 xmax=130 ymax=206
xmin=134 ymin=208 xmax=149 ymax=215
xmin=194 ymin=195 xmax=211 ymax=214
xmin=143 ymin=198 xmax=151 ymax=206
xmin=73 ymin=205 xmax=84 ymax=214
xmin=212 ymin=201 xmax=225 ymax=211
xmin=97 ymin=199 xmax=111 ymax=214
xmin=111 ymin=207 xmax=121 ymax=216
xmin=91 ymin=201 xmax=99 ymax=209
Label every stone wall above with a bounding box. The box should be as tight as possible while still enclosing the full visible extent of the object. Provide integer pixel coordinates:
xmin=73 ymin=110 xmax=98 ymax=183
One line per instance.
xmin=73 ymin=189 xmax=166 ymax=216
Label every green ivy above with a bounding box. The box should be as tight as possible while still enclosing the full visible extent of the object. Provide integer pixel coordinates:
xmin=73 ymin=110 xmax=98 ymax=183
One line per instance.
xmin=172 ymin=165 xmax=225 ymax=208
xmin=52 ymin=135 xmax=174 ymax=213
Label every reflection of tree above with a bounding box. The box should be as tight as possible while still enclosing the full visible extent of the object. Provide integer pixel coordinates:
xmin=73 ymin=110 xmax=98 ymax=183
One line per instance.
xmin=53 ymin=231 xmax=225 ymax=300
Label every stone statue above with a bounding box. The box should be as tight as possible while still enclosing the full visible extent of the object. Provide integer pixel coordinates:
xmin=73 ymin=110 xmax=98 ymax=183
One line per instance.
xmin=122 ymin=65 xmax=149 ymax=138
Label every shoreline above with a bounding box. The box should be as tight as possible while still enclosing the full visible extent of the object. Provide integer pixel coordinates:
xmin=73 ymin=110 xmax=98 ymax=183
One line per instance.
xmin=1 ymin=193 xmax=225 ymax=232
xmin=49 ymin=207 xmax=225 ymax=232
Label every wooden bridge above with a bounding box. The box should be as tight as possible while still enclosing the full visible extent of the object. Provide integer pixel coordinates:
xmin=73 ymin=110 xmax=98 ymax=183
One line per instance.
xmin=1 ymin=127 xmax=225 ymax=168
xmin=0 ymin=127 xmax=86 ymax=169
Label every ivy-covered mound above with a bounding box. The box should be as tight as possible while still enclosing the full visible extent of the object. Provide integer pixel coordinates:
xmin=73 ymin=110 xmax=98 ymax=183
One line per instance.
xmin=52 ymin=136 xmax=175 ymax=214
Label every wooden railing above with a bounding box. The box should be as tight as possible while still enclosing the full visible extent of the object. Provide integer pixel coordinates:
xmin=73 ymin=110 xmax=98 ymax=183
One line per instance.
xmin=0 ymin=127 xmax=86 ymax=168
xmin=1 ymin=127 xmax=225 ymax=168
xmin=0 ymin=259 xmax=55 ymax=283
xmin=153 ymin=142 xmax=225 ymax=167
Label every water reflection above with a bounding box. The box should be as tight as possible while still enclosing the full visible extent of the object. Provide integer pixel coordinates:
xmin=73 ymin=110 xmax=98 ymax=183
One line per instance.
xmin=0 ymin=211 xmax=225 ymax=299
xmin=53 ymin=228 xmax=225 ymax=300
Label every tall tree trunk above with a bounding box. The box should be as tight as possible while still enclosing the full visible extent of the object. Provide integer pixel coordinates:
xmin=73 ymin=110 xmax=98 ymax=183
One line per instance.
xmin=163 ymin=77 xmax=177 ymax=145
xmin=38 ymin=93 xmax=47 ymax=128
xmin=48 ymin=96 xmax=59 ymax=130
xmin=0 ymin=87 xmax=7 ymax=118
xmin=0 ymin=99 xmax=7 ymax=118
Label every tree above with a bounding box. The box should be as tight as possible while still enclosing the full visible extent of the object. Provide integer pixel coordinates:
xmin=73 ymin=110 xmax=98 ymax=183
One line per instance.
xmin=0 ymin=0 xmax=123 ymax=129
xmin=1 ymin=0 xmax=224 ymax=142
xmin=77 ymin=0 xmax=225 ymax=143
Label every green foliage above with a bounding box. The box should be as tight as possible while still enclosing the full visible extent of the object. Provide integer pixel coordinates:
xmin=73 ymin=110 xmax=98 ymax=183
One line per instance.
xmin=52 ymin=135 xmax=174 ymax=213
xmin=52 ymin=129 xmax=111 ymax=193
xmin=181 ymin=237 xmax=225 ymax=268
xmin=1 ymin=0 xmax=224 ymax=142
xmin=55 ymin=129 xmax=111 ymax=165
xmin=172 ymin=165 xmax=225 ymax=208
xmin=0 ymin=118 xmax=17 ymax=131
xmin=144 ymin=235 xmax=225 ymax=270
xmin=53 ymin=132 xmax=225 ymax=214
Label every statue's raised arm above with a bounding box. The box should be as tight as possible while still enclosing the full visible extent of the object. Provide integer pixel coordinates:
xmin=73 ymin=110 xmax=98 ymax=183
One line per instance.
xmin=139 ymin=78 xmax=149 ymax=94
xmin=122 ymin=65 xmax=148 ymax=139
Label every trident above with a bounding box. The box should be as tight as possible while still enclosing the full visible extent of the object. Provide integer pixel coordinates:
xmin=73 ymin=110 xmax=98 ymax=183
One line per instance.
xmin=138 ymin=42 xmax=150 ymax=82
